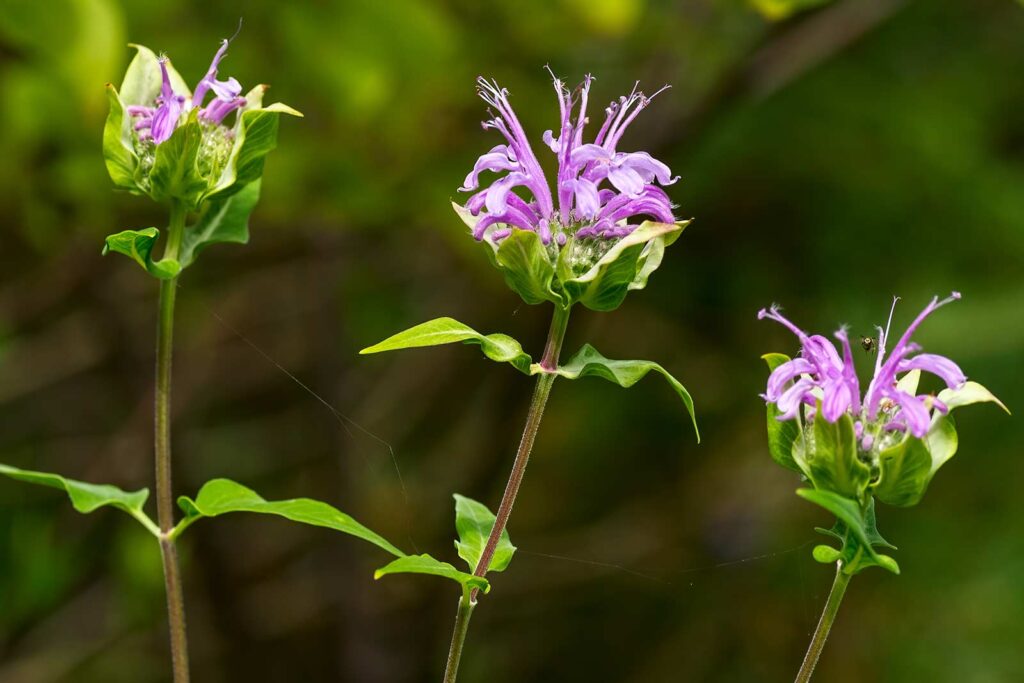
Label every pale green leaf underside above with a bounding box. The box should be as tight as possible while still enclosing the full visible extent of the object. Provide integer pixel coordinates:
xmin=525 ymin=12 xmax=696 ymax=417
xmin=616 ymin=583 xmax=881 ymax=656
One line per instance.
xmin=453 ymin=494 xmax=515 ymax=573
xmin=360 ymin=317 xmax=533 ymax=374
xmin=180 ymin=180 xmax=261 ymax=267
xmin=175 ymin=478 xmax=403 ymax=557
xmin=938 ymin=381 xmax=1010 ymax=414
xmin=102 ymin=228 xmax=181 ymax=279
xmin=0 ymin=463 xmax=158 ymax=536
xmin=541 ymin=344 xmax=699 ymax=441
xmin=374 ymin=555 xmax=489 ymax=593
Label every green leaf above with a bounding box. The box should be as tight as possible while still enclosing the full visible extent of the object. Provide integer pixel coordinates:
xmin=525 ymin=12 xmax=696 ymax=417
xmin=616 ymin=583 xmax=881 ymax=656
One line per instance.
xmin=761 ymin=353 xmax=804 ymax=474
xmin=119 ymin=44 xmax=191 ymax=107
xmin=453 ymin=494 xmax=515 ymax=573
xmin=179 ymin=180 xmax=260 ymax=267
xmin=874 ymin=433 xmax=933 ymax=507
xmin=102 ymin=228 xmax=181 ymax=279
xmin=546 ymin=343 xmax=698 ymax=441
xmin=806 ymin=411 xmax=870 ymax=500
xmin=360 ymin=317 xmax=533 ymax=374
xmin=175 ymin=478 xmax=403 ymax=557
xmin=895 ymin=370 xmax=921 ymax=397
xmin=205 ymin=85 xmax=303 ymax=202
xmin=149 ymin=116 xmax=207 ymax=208
xmin=797 ymin=489 xmax=899 ymax=575
xmin=492 ymin=229 xmax=561 ymax=306
xmin=374 ymin=554 xmax=490 ymax=593
xmin=926 ymin=414 xmax=959 ymax=475
xmin=102 ymin=84 xmax=138 ymax=192
xmin=937 ymin=381 xmax=1010 ymax=414
xmin=0 ymin=463 xmax=158 ymax=536
xmin=561 ymin=221 xmax=687 ymax=312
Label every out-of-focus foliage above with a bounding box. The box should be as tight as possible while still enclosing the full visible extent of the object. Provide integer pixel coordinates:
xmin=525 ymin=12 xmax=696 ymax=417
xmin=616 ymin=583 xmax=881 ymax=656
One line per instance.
xmin=1 ymin=0 xmax=1023 ymax=682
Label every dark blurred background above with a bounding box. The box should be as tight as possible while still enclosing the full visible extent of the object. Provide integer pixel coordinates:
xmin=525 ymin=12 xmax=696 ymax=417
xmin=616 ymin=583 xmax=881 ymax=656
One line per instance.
xmin=1 ymin=0 xmax=1022 ymax=681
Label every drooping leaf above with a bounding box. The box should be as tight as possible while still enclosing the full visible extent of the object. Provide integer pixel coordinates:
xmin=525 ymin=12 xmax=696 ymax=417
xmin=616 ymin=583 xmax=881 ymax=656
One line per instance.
xmin=360 ymin=317 xmax=533 ymax=374
xmin=453 ymin=494 xmax=515 ymax=574
xmin=547 ymin=343 xmax=698 ymax=440
xmin=874 ymin=433 xmax=933 ymax=507
xmin=806 ymin=411 xmax=870 ymax=500
xmin=762 ymin=353 xmax=804 ymax=474
xmin=180 ymin=180 xmax=261 ymax=267
xmin=938 ymin=381 xmax=1009 ymax=414
xmin=0 ymin=463 xmax=158 ymax=536
xmin=102 ymin=227 xmax=181 ymax=279
xmin=175 ymin=478 xmax=403 ymax=557
xmin=797 ymin=489 xmax=899 ymax=575
xmin=560 ymin=221 xmax=686 ymax=311
xmin=374 ymin=554 xmax=490 ymax=593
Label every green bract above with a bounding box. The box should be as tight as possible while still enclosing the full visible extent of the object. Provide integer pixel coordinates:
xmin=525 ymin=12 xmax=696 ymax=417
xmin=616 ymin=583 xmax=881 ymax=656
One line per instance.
xmin=762 ymin=354 xmax=1007 ymax=574
xmin=454 ymin=203 xmax=688 ymax=312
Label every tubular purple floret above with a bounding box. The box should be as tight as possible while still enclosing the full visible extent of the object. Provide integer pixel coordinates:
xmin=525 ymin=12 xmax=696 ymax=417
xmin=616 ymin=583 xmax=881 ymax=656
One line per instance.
xmin=462 ymin=71 xmax=677 ymax=243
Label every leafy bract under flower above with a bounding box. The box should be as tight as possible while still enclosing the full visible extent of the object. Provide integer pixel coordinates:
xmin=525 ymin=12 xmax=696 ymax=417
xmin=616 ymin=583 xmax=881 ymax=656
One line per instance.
xmin=455 ymin=72 xmax=688 ymax=310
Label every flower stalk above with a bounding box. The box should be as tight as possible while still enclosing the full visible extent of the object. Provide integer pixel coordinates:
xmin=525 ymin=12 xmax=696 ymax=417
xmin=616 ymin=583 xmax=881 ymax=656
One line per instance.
xmin=442 ymin=303 xmax=571 ymax=682
xmin=795 ymin=564 xmax=851 ymax=683
xmin=155 ymin=200 xmax=190 ymax=683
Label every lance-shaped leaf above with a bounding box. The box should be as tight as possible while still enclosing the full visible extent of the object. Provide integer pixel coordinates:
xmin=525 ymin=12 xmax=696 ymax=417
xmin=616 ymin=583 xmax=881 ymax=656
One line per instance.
xmin=762 ymin=353 xmax=805 ymax=474
xmin=374 ymin=555 xmax=490 ymax=593
xmin=180 ymin=180 xmax=261 ymax=267
xmin=103 ymin=227 xmax=181 ymax=279
xmin=204 ymin=85 xmax=303 ymax=202
xmin=559 ymin=221 xmax=687 ymax=312
xmin=806 ymin=411 xmax=870 ymax=501
xmin=360 ymin=317 xmax=533 ymax=374
xmin=453 ymin=494 xmax=515 ymax=574
xmin=174 ymin=478 xmax=403 ymax=557
xmin=543 ymin=344 xmax=698 ymax=441
xmin=797 ymin=488 xmax=899 ymax=575
xmin=0 ymin=463 xmax=159 ymax=536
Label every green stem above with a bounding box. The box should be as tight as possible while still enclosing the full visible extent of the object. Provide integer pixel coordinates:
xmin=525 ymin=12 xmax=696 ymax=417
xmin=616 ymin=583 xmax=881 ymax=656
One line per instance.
xmin=441 ymin=303 xmax=571 ymax=683
xmin=155 ymin=201 xmax=190 ymax=683
xmin=442 ymin=594 xmax=476 ymax=683
xmin=794 ymin=564 xmax=851 ymax=683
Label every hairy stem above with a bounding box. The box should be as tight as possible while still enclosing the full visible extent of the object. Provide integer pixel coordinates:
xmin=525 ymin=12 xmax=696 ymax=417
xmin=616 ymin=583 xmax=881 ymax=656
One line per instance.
xmin=441 ymin=303 xmax=571 ymax=683
xmin=156 ymin=201 xmax=190 ymax=683
xmin=794 ymin=564 xmax=851 ymax=683
xmin=442 ymin=595 xmax=476 ymax=683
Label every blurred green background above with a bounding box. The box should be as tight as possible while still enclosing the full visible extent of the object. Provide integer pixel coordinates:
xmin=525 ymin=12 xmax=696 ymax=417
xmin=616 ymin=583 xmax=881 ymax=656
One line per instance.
xmin=1 ymin=0 xmax=1022 ymax=681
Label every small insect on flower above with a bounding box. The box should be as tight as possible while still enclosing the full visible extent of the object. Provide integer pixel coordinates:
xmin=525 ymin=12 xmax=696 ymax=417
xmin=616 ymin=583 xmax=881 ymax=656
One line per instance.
xmin=860 ymin=336 xmax=876 ymax=354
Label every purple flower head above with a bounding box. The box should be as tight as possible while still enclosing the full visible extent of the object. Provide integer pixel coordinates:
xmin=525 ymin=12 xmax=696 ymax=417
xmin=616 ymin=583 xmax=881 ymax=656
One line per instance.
xmin=127 ymin=38 xmax=246 ymax=146
xmin=760 ymin=293 xmax=966 ymax=445
xmin=461 ymin=72 xmax=679 ymax=245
